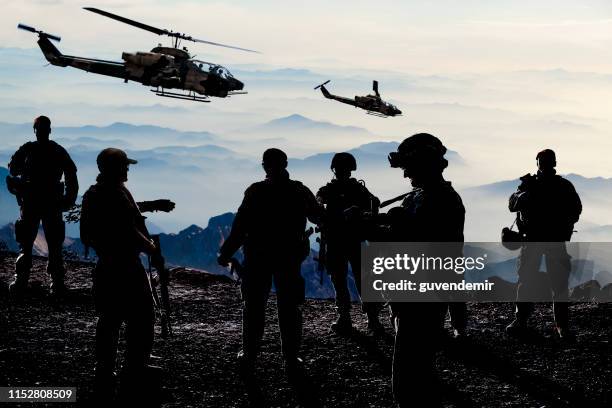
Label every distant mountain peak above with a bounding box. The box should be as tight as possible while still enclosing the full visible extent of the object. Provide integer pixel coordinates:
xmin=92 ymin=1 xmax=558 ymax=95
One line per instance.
xmin=260 ymin=114 xmax=370 ymax=134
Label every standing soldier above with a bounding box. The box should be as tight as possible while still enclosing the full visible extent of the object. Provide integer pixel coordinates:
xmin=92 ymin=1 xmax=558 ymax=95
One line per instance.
xmin=6 ymin=115 xmax=78 ymax=296
xmin=506 ymin=149 xmax=581 ymax=339
xmin=217 ymin=148 xmax=321 ymax=392
xmin=316 ymin=152 xmax=383 ymax=335
xmin=382 ymin=133 xmax=465 ymax=407
xmin=80 ymin=148 xmax=163 ymax=405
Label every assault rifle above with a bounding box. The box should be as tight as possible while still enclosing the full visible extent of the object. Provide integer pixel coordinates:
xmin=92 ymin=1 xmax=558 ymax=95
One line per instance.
xmin=148 ymin=235 xmax=173 ymax=338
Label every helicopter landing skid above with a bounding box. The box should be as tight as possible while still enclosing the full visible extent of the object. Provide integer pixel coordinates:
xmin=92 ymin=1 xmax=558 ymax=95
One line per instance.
xmin=366 ymin=111 xmax=389 ymax=118
xmin=151 ymin=88 xmax=210 ymax=103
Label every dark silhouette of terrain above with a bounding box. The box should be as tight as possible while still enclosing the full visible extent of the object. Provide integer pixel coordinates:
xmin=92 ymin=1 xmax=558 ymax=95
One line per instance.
xmin=0 ymin=253 xmax=610 ymax=407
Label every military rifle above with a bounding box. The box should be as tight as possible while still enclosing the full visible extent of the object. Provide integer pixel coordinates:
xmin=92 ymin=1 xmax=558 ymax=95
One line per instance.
xmin=379 ymin=192 xmax=410 ymax=209
xmin=314 ymin=226 xmax=327 ymax=285
xmin=149 ymin=235 xmax=173 ymax=338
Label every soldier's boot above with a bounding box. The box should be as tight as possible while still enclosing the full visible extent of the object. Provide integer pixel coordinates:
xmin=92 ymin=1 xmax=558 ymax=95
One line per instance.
xmin=330 ymin=311 xmax=352 ymax=335
xmin=449 ymin=303 xmax=468 ymax=339
xmin=366 ymin=310 xmax=385 ymax=336
xmin=93 ymin=368 xmax=117 ymax=406
xmin=237 ymin=351 xmax=267 ymax=406
xmin=553 ymin=302 xmax=574 ymax=341
xmin=284 ymin=356 xmax=306 ymax=386
xmin=117 ymin=365 xmax=161 ymax=408
xmin=9 ymin=254 xmax=32 ymax=295
xmin=506 ymin=302 xmax=533 ymax=337
xmin=48 ymin=262 xmax=67 ymax=297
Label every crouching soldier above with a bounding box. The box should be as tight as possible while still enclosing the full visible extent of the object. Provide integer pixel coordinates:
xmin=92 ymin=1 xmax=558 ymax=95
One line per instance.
xmin=81 ymin=148 xmax=162 ymax=406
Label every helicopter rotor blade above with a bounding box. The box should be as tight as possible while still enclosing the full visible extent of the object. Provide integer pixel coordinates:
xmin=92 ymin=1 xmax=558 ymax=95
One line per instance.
xmin=17 ymin=23 xmax=37 ymax=33
xmin=83 ymin=7 xmax=168 ymax=36
xmin=18 ymin=23 xmax=61 ymax=42
xmin=190 ymin=37 xmax=260 ymax=53
xmin=84 ymin=7 xmax=259 ymax=53
xmin=314 ymin=80 xmax=331 ymax=90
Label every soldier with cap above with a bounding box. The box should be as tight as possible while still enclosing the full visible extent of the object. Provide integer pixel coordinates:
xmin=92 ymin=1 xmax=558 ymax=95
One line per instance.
xmin=316 ymin=152 xmax=383 ymax=334
xmin=381 ymin=133 xmax=465 ymax=407
xmin=6 ymin=115 xmax=78 ymax=296
xmin=80 ymin=147 xmax=172 ymax=405
xmin=506 ymin=149 xmax=581 ymax=339
xmin=218 ymin=148 xmax=322 ymax=395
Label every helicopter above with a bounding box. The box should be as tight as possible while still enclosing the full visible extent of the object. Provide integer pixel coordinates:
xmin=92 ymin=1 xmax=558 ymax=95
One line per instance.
xmin=18 ymin=7 xmax=260 ymax=102
xmin=314 ymin=80 xmax=402 ymax=117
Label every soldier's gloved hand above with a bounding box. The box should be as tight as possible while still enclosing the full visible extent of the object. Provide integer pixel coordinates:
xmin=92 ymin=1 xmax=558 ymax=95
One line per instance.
xmin=153 ymin=199 xmax=176 ymax=213
xmin=217 ymin=254 xmax=231 ymax=267
xmin=143 ymin=238 xmax=157 ymax=255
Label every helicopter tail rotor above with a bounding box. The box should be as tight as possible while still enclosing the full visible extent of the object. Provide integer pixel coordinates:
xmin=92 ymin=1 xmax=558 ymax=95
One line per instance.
xmin=18 ymin=23 xmax=61 ymax=42
xmin=314 ymin=80 xmax=331 ymax=90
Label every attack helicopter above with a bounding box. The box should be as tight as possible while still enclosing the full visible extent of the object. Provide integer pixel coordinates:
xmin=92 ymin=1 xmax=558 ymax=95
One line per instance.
xmin=18 ymin=7 xmax=260 ymax=102
xmin=314 ymin=80 xmax=402 ymax=117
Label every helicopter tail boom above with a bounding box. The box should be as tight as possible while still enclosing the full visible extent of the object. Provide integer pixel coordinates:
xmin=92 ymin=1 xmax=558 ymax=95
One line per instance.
xmin=37 ymin=36 xmax=68 ymax=67
xmin=18 ymin=24 xmax=66 ymax=66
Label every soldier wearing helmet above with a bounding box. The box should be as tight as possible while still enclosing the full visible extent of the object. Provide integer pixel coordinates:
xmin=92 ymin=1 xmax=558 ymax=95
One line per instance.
xmin=382 ymin=133 xmax=466 ymax=407
xmin=80 ymin=147 xmax=171 ymax=405
xmin=7 ymin=115 xmax=78 ymax=296
xmin=506 ymin=149 xmax=581 ymax=339
xmin=218 ymin=148 xmax=322 ymax=402
xmin=316 ymin=152 xmax=383 ymax=335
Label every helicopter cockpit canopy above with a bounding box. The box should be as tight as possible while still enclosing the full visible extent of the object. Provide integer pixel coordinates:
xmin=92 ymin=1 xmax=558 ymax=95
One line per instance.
xmin=194 ymin=60 xmax=234 ymax=79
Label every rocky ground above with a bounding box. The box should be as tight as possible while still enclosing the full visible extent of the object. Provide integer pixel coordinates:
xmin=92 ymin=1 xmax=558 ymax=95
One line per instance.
xmin=0 ymin=253 xmax=611 ymax=408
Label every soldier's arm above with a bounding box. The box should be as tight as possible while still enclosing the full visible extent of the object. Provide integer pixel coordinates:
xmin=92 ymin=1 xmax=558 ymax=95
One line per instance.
xmin=304 ymin=185 xmax=324 ymax=225
xmin=62 ymin=153 xmax=79 ymax=209
xmin=8 ymin=145 xmax=28 ymax=176
xmin=218 ymin=188 xmax=252 ymax=263
xmin=137 ymin=199 xmax=176 ymax=213
xmin=565 ymin=181 xmax=582 ymax=224
xmin=508 ymin=191 xmax=524 ymax=213
xmin=360 ymin=183 xmax=380 ymax=212
xmin=315 ymin=185 xmax=328 ymax=207
xmin=509 ymin=174 xmax=533 ymax=212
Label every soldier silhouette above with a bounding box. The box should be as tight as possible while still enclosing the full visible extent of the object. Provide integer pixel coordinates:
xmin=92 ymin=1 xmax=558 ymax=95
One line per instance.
xmin=316 ymin=152 xmax=383 ymax=335
xmin=506 ymin=149 xmax=582 ymax=339
xmin=381 ymin=133 xmax=465 ymax=407
xmin=218 ymin=148 xmax=322 ymax=401
xmin=80 ymin=148 xmax=174 ymax=406
xmin=6 ymin=115 xmax=78 ymax=296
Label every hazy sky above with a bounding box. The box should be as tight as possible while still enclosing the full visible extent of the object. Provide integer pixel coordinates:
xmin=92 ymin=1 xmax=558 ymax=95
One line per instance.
xmin=3 ymin=0 xmax=612 ymax=73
